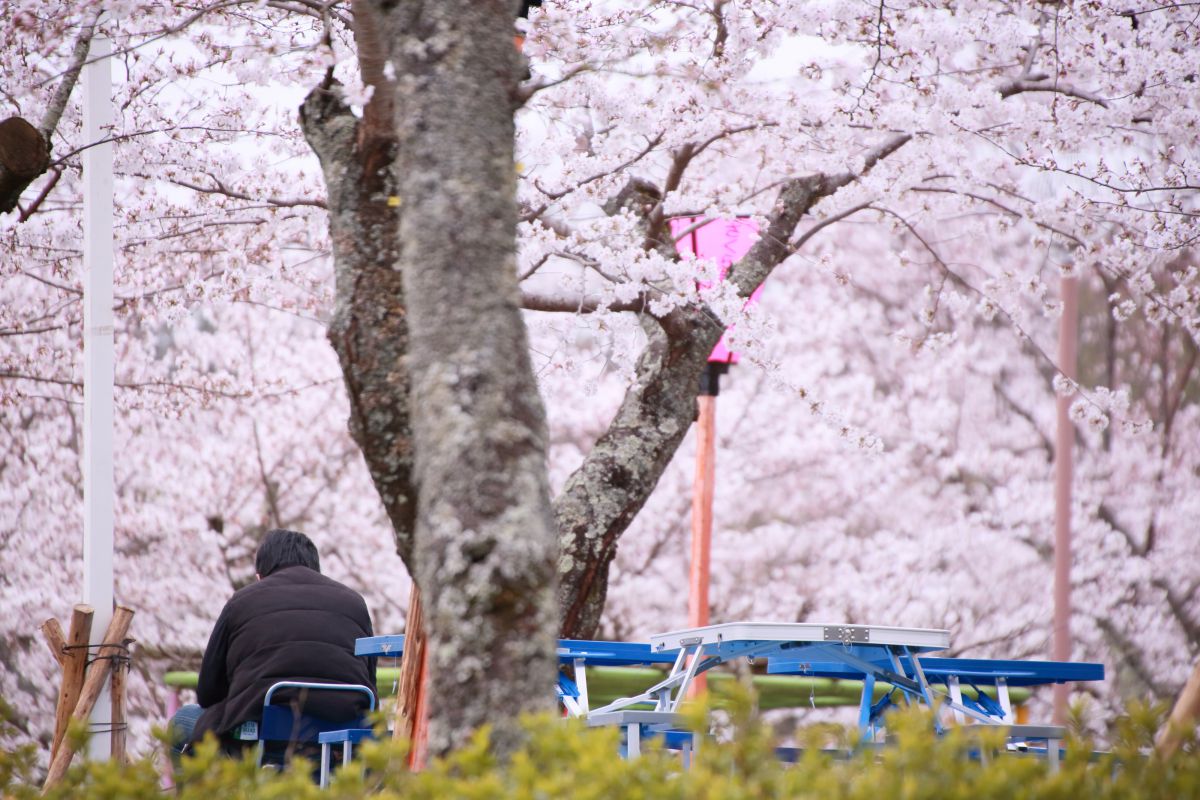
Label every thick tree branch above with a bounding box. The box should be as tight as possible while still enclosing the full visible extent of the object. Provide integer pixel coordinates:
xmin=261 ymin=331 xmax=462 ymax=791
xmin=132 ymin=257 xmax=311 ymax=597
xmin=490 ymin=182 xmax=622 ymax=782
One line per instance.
xmin=643 ymin=143 xmax=698 ymax=252
xmin=729 ymin=133 xmax=910 ymax=296
xmin=999 ymin=78 xmax=1111 ymax=108
xmin=38 ymin=9 xmax=104 ymax=142
xmin=555 ymin=133 xmax=912 ymax=637
xmin=0 ymin=117 xmax=50 ymax=215
xmin=351 ymin=0 xmax=395 ymax=144
xmin=554 ymin=303 xmax=724 ymax=637
xmin=520 ymin=288 xmax=648 ymax=314
xmin=299 ymin=77 xmax=415 ymax=565
xmin=1 ymin=9 xmax=100 ymax=215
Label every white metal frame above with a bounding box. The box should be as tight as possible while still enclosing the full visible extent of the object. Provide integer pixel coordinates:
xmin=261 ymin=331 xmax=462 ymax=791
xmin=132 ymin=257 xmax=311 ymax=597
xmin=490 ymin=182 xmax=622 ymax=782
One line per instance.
xmin=590 ymin=622 xmax=952 ymax=719
xmin=649 ymin=622 xmax=951 ymax=654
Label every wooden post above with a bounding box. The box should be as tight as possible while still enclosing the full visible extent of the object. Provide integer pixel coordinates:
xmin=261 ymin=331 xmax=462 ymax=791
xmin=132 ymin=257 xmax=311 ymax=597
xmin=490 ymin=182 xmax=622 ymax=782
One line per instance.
xmin=42 ymin=606 xmax=134 ymax=792
xmin=394 ymin=586 xmax=429 ymax=769
xmin=1156 ymin=659 xmax=1200 ymax=759
xmin=50 ymin=605 xmax=93 ymax=762
xmin=39 ymin=618 xmax=67 ymax=667
xmin=109 ymin=637 xmax=132 ymax=765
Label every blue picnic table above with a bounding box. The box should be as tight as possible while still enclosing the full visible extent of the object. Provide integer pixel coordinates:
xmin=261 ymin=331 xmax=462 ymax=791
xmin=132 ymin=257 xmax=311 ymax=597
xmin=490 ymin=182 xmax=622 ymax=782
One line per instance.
xmin=355 ymin=635 xmax=678 ymax=716
xmin=354 ymin=622 xmax=1105 ymax=764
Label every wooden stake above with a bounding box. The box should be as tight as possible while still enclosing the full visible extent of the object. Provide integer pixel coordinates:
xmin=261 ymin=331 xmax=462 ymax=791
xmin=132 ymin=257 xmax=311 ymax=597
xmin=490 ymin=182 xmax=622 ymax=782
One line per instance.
xmin=1156 ymin=659 xmax=1200 ymax=759
xmin=50 ymin=605 xmax=93 ymax=763
xmin=39 ymin=618 xmax=66 ymax=667
xmin=42 ymin=606 xmax=134 ymax=792
xmin=109 ymin=637 xmax=132 ymax=765
xmin=394 ymin=586 xmax=429 ymax=769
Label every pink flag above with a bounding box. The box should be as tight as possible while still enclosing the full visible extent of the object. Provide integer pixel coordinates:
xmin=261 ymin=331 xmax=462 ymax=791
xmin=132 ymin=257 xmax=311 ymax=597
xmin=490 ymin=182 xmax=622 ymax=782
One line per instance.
xmin=670 ymin=216 xmax=762 ymax=364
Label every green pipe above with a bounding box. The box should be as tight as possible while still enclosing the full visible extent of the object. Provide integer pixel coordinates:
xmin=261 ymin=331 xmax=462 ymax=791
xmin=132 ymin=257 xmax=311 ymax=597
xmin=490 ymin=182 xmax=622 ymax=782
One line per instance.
xmin=162 ymin=666 xmax=1030 ymax=709
xmin=164 ymin=668 xmax=404 ymax=696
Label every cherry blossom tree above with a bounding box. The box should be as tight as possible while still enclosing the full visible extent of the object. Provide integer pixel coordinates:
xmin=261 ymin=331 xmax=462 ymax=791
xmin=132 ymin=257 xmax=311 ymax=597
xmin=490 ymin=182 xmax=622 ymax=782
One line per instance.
xmin=303 ymin=0 xmax=561 ymax=754
xmin=2 ymin=0 xmax=1197 ymax=759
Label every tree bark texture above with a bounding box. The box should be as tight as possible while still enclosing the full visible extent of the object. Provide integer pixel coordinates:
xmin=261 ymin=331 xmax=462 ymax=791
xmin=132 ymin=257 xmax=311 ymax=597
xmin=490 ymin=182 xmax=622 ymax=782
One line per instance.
xmin=554 ymin=305 xmax=724 ymax=637
xmin=386 ymin=0 xmax=559 ymax=756
xmin=300 ymin=79 xmax=417 ymax=565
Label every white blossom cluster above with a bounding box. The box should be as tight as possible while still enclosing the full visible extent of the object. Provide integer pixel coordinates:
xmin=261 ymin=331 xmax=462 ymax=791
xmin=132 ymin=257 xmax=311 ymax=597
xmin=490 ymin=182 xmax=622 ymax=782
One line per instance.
xmin=2 ymin=0 xmax=1197 ymax=758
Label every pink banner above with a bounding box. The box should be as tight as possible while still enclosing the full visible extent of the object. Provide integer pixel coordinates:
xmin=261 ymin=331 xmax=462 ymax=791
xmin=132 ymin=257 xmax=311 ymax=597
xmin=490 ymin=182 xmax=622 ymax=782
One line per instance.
xmin=670 ymin=216 xmax=762 ymax=364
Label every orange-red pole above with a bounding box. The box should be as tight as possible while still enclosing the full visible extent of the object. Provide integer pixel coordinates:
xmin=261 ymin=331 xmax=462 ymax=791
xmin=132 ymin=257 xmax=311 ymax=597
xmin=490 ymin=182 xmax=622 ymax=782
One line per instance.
xmin=1053 ymin=274 xmax=1079 ymax=724
xmin=410 ymin=646 xmax=430 ymax=769
xmin=689 ymin=396 xmax=717 ymax=629
xmin=688 ymin=366 xmax=721 ymax=697
xmin=395 ymin=586 xmax=430 ymax=769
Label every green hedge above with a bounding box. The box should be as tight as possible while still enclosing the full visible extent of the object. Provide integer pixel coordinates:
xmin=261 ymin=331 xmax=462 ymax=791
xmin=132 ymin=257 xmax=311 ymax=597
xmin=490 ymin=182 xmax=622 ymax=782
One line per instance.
xmin=5 ymin=690 xmax=1198 ymax=799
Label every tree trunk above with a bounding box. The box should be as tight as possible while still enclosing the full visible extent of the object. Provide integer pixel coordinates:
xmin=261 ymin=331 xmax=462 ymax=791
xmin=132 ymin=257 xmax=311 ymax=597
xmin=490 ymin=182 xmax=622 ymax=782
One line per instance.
xmin=300 ymin=80 xmax=416 ymax=565
xmin=387 ymin=0 xmax=559 ymax=756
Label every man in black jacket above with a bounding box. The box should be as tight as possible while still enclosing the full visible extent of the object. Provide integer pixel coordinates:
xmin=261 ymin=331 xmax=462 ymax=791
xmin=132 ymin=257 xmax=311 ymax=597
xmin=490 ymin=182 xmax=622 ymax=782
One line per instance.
xmin=169 ymin=529 xmax=376 ymax=764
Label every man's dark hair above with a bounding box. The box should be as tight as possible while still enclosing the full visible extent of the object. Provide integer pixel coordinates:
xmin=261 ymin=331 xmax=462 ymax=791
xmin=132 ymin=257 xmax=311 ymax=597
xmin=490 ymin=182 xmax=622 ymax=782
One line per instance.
xmin=255 ymin=529 xmax=320 ymax=577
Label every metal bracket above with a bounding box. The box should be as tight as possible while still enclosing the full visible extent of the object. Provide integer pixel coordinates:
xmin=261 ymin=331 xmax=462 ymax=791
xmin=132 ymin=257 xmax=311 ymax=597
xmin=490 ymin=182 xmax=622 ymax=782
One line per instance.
xmin=823 ymin=626 xmax=869 ymax=645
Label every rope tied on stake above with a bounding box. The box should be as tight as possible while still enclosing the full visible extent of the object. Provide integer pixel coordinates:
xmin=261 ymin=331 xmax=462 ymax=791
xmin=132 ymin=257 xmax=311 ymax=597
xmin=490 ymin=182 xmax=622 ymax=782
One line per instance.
xmin=62 ymin=639 xmax=134 ymax=668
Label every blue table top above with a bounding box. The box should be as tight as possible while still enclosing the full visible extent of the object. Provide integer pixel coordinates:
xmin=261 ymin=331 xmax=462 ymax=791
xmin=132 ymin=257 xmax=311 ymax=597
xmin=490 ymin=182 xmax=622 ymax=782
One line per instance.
xmin=767 ymin=655 xmax=1104 ymax=686
xmin=356 ymin=636 xmax=678 ymax=667
xmin=356 ymin=635 xmax=1102 ymax=687
xmin=356 ymin=635 xmax=405 ymax=657
xmin=649 ymin=622 xmax=950 ymax=657
xmin=557 ymin=640 xmax=679 ymax=666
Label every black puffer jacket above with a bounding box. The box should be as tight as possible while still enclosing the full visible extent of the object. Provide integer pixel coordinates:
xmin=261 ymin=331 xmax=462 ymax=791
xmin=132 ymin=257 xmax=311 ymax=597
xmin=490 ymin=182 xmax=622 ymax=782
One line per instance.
xmin=192 ymin=565 xmax=376 ymax=743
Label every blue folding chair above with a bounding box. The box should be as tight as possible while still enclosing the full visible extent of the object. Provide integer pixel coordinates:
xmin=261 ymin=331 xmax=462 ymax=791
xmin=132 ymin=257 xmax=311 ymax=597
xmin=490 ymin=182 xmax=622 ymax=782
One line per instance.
xmin=249 ymin=681 xmax=376 ymax=775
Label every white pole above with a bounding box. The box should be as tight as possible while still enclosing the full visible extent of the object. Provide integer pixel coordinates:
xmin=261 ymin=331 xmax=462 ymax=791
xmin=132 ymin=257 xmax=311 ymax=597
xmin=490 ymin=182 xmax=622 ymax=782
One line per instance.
xmin=82 ymin=30 xmax=115 ymax=759
xmin=1052 ymin=274 xmax=1079 ymax=725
